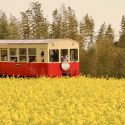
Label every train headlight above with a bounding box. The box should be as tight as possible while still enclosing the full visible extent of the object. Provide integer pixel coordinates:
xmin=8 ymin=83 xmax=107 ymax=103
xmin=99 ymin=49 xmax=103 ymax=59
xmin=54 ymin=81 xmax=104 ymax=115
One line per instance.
xmin=61 ymin=62 xmax=70 ymax=71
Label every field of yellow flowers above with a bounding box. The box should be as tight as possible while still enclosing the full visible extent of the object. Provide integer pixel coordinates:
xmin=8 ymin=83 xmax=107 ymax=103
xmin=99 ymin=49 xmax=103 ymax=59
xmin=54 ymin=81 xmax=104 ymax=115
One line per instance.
xmin=0 ymin=77 xmax=125 ymax=125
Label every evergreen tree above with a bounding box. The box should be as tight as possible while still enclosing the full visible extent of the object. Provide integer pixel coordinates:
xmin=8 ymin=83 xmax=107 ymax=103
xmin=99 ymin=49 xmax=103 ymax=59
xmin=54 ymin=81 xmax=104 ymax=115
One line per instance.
xmin=30 ymin=2 xmax=49 ymax=39
xmin=121 ymin=15 xmax=125 ymax=33
xmin=79 ymin=15 xmax=95 ymax=74
xmin=67 ymin=6 xmax=79 ymax=41
xmin=60 ymin=4 xmax=68 ymax=38
xmin=79 ymin=38 xmax=86 ymax=74
xmin=119 ymin=34 xmax=125 ymax=48
xmin=105 ymin=24 xmax=115 ymax=43
xmin=80 ymin=14 xmax=94 ymax=50
xmin=0 ymin=10 xmax=10 ymax=39
xmin=50 ymin=9 xmax=62 ymax=38
xmin=119 ymin=15 xmax=125 ymax=48
xmin=50 ymin=4 xmax=79 ymax=40
xmin=113 ymin=48 xmax=125 ymax=78
xmin=9 ymin=15 xmax=20 ymax=39
xmin=95 ymin=24 xmax=115 ymax=77
xmin=96 ymin=23 xmax=106 ymax=42
xmin=20 ymin=10 xmax=31 ymax=39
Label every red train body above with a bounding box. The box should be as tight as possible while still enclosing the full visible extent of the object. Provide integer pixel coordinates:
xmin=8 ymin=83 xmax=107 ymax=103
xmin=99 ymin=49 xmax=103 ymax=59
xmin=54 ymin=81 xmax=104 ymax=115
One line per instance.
xmin=0 ymin=62 xmax=79 ymax=77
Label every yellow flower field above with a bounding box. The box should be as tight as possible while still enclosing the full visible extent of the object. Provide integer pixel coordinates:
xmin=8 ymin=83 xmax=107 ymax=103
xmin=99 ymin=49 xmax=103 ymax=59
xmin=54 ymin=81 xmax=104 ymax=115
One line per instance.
xmin=0 ymin=77 xmax=125 ymax=125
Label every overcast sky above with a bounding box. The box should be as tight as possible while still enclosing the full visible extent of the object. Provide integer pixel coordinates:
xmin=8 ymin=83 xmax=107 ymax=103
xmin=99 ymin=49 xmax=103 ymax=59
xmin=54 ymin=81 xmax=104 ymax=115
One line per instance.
xmin=0 ymin=0 xmax=125 ymax=34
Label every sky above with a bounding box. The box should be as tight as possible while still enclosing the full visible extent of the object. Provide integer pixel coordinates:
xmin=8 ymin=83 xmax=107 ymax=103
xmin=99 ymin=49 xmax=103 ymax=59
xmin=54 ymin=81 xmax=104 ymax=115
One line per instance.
xmin=0 ymin=0 xmax=125 ymax=35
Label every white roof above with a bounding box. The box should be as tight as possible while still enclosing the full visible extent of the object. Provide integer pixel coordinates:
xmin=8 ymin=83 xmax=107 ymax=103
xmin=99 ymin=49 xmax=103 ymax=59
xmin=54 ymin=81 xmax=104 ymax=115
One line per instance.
xmin=0 ymin=39 xmax=56 ymax=44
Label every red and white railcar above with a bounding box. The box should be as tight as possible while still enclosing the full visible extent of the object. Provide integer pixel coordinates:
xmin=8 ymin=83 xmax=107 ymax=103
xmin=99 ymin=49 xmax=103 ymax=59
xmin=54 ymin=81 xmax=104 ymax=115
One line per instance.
xmin=0 ymin=39 xmax=79 ymax=77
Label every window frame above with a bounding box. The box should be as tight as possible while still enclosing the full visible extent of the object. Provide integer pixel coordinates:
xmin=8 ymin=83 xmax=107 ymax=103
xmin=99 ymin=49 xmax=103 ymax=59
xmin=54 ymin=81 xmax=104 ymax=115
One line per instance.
xmin=0 ymin=49 xmax=8 ymax=61
xmin=60 ymin=49 xmax=68 ymax=62
xmin=28 ymin=48 xmax=36 ymax=62
xmin=70 ymin=48 xmax=78 ymax=62
xmin=9 ymin=48 xmax=17 ymax=62
xmin=19 ymin=48 xmax=27 ymax=62
xmin=49 ymin=49 xmax=59 ymax=62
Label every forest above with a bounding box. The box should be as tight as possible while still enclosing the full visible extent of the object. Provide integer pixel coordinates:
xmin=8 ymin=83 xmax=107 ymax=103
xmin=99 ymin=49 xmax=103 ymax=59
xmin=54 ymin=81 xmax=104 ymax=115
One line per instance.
xmin=0 ymin=1 xmax=125 ymax=78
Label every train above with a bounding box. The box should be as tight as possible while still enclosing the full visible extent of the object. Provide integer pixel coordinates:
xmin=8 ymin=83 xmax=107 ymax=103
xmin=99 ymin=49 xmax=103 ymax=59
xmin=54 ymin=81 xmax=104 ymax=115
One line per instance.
xmin=0 ymin=39 xmax=80 ymax=77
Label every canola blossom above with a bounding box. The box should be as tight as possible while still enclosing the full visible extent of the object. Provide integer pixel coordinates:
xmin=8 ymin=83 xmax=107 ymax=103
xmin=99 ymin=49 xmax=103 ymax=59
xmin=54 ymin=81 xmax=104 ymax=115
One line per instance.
xmin=0 ymin=77 xmax=125 ymax=125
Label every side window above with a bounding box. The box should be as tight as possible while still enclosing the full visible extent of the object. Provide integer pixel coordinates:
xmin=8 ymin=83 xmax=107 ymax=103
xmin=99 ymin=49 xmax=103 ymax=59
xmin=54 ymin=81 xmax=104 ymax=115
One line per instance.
xmin=70 ymin=49 xmax=78 ymax=61
xmin=28 ymin=48 xmax=36 ymax=62
xmin=60 ymin=49 xmax=68 ymax=62
xmin=10 ymin=48 xmax=17 ymax=62
xmin=49 ymin=49 xmax=59 ymax=62
xmin=41 ymin=51 xmax=44 ymax=62
xmin=19 ymin=48 xmax=27 ymax=62
xmin=0 ymin=49 xmax=8 ymax=61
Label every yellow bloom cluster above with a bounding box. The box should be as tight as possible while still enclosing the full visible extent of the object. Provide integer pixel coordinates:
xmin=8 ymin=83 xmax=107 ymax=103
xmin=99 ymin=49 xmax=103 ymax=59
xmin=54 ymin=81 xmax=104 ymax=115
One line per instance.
xmin=0 ymin=77 xmax=125 ymax=125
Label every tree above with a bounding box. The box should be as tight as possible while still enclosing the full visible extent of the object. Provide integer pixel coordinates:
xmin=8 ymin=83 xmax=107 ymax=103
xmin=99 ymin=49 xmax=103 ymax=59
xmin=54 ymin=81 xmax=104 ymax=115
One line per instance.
xmin=67 ymin=6 xmax=79 ymax=41
xmin=9 ymin=15 xmax=20 ymax=39
xmin=121 ymin=15 xmax=125 ymax=33
xmin=30 ymin=2 xmax=49 ymax=39
xmin=95 ymin=24 xmax=115 ymax=77
xmin=80 ymin=14 xmax=94 ymax=50
xmin=20 ymin=10 xmax=31 ymax=39
xmin=119 ymin=15 xmax=125 ymax=48
xmin=96 ymin=23 xmax=106 ymax=42
xmin=105 ymin=24 xmax=115 ymax=43
xmin=50 ymin=4 xmax=79 ymax=40
xmin=0 ymin=10 xmax=10 ymax=39
xmin=60 ymin=4 xmax=68 ymax=38
xmin=50 ymin=9 xmax=62 ymax=38
xmin=113 ymin=48 xmax=125 ymax=78
xmin=79 ymin=15 xmax=95 ymax=75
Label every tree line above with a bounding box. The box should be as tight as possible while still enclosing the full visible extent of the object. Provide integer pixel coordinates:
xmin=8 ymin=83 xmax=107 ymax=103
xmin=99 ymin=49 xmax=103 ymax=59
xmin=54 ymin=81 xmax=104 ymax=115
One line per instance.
xmin=0 ymin=1 xmax=125 ymax=78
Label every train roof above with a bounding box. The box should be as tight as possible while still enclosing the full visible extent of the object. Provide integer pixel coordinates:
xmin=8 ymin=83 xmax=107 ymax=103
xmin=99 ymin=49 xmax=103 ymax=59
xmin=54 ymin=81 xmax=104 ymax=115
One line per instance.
xmin=0 ymin=39 xmax=79 ymax=44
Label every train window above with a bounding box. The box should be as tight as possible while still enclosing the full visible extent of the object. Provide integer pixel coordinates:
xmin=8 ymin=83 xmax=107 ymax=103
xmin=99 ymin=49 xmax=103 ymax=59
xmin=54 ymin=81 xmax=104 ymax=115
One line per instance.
xmin=41 ymin=51 xmax=44 ymax=62
xmin=19 ymin=48 xmax=27 ymax=61
xmin=28 ymin=48 xmax=36 ymax=62
xmin=10 ymin=48 xmax=17 ymax=62
xmin=0 ymin=49 xmax=8 ymax=61
xmin=60 ymin=49 xmax=68 ymax=62
xmin=28 ymin=48 xmax=36 ymax=55
xmin=70 ymin=49 xmax=78 ymax=61
xmin=49 ymin=49 xmax=59 ymax=62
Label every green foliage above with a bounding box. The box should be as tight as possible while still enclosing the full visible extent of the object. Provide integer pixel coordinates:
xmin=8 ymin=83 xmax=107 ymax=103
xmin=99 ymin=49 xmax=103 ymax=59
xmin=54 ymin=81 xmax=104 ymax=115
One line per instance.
xmin=60 ymin=4 xmax=69 ymax=38
xmin=9 ymin=15 xmax=20 ymax=39
xmin=50 ymin=9 xmax=62 ymax=38
xmin=80 ymin=14 xmax=94 ymax=50
xmin=20 ymin=2 xmax=49 ymax=39
xmin=30 ymin=2 xmax=49 ymax=39
xmin=81 ymin=23 xmax=125 ymax=78
xmin=121 ymin=15 xmax=125 ymax=34
xmin=119 ymin=34 xmax=125 ymax=48
xmin=50 ymin=4 xmax=79 ymax=40
xmin=105 ymin=24 xmax=115 ymax=42
xmin=66 ymin=7 xmax=79 ymax=41
xmin=0 ymin=10 xmax=10 ymax=39
xmin=96 ymin=23 xmax=106 ymax=42
xmin=119 ymin=15 xmax=125 ymax=48
xmin=20 ymin=10 xmax=31 ymax=39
